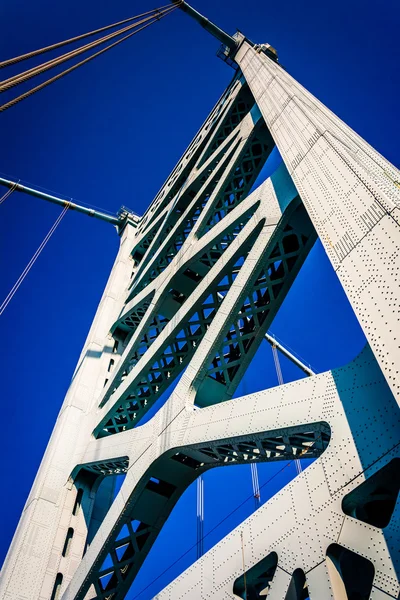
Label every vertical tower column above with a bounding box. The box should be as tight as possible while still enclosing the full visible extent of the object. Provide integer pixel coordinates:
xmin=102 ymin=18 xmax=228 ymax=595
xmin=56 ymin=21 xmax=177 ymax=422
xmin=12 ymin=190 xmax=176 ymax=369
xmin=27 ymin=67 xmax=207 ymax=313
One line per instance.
xmin=235 ymin=41 xmax=400 ymax=404
xmin=0 ymin=220 xmax=137 ymax=600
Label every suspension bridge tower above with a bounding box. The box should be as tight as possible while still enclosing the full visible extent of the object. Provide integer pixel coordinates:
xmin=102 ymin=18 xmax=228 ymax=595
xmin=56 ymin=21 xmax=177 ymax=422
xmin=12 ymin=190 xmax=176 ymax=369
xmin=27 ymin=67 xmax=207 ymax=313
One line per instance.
xmin=0 ymin=1 xmax=399 ymax=599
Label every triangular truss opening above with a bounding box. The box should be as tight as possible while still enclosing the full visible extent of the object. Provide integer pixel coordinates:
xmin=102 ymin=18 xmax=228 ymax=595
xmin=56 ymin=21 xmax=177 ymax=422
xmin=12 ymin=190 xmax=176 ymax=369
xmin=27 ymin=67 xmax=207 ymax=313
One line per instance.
xmin=233 ymin=551 xmax=278 ymax=599
xmin=326 ymin=544 xmax=375 ymax=600
xmin=285 ymin=568 xmax=309 ymax=600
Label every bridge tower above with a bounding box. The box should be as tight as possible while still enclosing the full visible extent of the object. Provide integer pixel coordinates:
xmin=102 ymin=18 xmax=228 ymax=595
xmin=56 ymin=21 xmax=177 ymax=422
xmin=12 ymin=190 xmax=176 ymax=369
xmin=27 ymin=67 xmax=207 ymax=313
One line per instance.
xmin=0 ymin=2 xmax=399 ymax=599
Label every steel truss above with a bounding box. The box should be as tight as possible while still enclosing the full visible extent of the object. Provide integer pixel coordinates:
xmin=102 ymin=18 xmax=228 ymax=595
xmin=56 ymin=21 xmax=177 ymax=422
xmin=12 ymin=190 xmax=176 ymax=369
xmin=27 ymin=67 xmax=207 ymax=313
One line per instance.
xmin=1 ymin=38 xmax=399 ymax=600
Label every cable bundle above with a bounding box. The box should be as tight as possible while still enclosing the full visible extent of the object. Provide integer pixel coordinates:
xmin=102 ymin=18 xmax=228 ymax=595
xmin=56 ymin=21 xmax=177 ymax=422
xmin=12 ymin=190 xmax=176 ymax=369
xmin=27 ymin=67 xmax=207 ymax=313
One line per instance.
xmin=0 ymin=3 xmax=178 ymax=112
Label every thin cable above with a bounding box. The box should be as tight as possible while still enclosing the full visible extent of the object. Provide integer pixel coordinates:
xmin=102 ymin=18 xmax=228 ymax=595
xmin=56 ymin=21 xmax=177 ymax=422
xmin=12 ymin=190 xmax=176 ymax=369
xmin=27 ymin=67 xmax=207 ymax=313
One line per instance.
xmin=242 ymin=376 xmax=261 ymax=511
xmin=272 ymin=344 xmax=302 ymax=474
xmin=0 ymin=9 xmax=176 ymax=113
xmin=0 ymin=204 xmax=69 ymax=314
xmin=250 ymin=462 xmax=260 ymax=509
xmin=196 ymin=475 xmax=204 ymax=559
xmin=272 ymin=344 xmax=284 ymax=386
xmin=0 ymin=5 xmax=173 ymax=69
xmin=134 ymin=437 xmax=320 ymax=598
xmin=0 ymin=204 xmax=69 ymax=316
xmin=0 ymin=180 xmax=18 ymax=205
xmin=0 ymin=6 xmax=176 ymax=92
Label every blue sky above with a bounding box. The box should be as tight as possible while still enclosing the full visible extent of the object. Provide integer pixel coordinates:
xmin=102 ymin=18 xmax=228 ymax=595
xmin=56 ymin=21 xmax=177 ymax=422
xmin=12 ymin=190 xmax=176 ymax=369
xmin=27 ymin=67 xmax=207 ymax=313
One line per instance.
xmin=0 ymin=0 xmax=398 ymax=597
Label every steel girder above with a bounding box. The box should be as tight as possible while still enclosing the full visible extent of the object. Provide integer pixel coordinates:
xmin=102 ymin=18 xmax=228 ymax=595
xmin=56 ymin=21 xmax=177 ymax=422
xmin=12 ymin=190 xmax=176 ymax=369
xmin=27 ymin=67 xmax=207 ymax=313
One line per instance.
xmin=1 ymin=43 xmax=399 ymax=600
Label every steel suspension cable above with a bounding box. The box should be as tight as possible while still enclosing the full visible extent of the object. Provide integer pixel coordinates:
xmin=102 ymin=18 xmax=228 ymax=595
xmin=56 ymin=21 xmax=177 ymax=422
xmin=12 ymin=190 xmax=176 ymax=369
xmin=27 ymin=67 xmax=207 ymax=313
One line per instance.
xmin=0 ymin=7 xmax=177 ymax=113
xmin=271 ymin=344 xmax=284 ymax=386
xmin=242 ymin=374 xmax=262 ymax=511
xmin=0 ymin=4 xmax=173 ymax=69
xmin=0 ymin=203 xmax=69 ymax=316
xmin=250 ymin=462 xmax=261 ymax=510
xmin=0 ymin=180 xmax=18 ymax=205
xmin=272 ymin=343 xmax=302 ymax=474
xmin=196 ymin=475 xmax=204 ymax=559
xmin=0 ymin=6 xmax=176 ymax=93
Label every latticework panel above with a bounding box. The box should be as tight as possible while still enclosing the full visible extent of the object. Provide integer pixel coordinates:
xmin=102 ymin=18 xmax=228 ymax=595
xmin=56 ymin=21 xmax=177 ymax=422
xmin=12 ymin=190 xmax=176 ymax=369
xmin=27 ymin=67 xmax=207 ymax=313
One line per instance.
xmin=198 ymin=205 xmax=315 ymax=406
xmin=129 ymin=118 xmax=272 ymax=296
xmin=134 ymin=77 xmax=254 ymax=247
xmin=95 ymin=222 xmax=264 ymax=437
xmin=105 ymin=202 xmax=262 ymax=406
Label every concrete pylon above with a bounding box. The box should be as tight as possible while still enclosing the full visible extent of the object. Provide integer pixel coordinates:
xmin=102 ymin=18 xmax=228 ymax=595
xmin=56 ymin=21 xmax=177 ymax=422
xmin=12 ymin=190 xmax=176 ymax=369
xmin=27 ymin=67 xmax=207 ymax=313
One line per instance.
xmin=1 ymin=38 xmax=399 ymax=600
